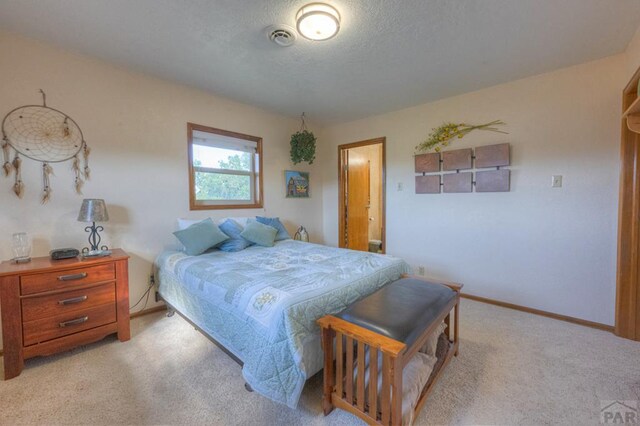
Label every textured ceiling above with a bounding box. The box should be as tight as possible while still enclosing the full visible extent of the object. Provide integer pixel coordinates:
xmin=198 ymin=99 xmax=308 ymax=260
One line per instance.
xmin=1 ymin=0 xmax=640 ymax=124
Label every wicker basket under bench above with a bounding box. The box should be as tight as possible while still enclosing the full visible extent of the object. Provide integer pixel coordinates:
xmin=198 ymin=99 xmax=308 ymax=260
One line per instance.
xmin=318 ymin=276 xmax=462 ymax=425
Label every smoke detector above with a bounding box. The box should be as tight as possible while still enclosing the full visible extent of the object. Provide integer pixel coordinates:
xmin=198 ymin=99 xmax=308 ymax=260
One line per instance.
xmin=266 ymin=24 xmax=297 ymax=47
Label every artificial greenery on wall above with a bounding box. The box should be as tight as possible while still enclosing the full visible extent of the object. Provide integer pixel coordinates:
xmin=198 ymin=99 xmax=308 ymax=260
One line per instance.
xmin=290 ymin=113 xmax=316 ymax=164
xmin=416 ymin=120 xmax=507 ymax=153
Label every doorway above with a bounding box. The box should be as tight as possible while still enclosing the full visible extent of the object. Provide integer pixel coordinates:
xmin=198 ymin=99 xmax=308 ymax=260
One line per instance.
xmin=338 ymin=138 xmax=386 ymax=253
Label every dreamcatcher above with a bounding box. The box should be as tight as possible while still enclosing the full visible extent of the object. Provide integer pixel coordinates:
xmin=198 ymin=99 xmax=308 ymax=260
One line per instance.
xmin=1 ymin=90 xmax=90 ymax=203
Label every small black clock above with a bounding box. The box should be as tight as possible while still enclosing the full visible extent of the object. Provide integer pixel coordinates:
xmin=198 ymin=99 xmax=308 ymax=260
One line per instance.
xmin=49 ymin=248 xmax=80 ymax=260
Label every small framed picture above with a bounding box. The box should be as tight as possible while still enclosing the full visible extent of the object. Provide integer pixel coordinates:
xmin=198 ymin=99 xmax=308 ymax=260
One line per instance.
xmin=285 ymin=170 xmax=310 ymax=198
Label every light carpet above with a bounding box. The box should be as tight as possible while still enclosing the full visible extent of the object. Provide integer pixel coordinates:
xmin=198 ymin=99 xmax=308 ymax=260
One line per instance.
xmin=1 ymin=299 xmax=639 ymax=425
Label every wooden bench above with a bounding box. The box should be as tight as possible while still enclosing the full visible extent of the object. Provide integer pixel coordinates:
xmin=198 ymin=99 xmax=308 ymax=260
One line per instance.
xmin=317 ymin=276 xmax=462 ymax=425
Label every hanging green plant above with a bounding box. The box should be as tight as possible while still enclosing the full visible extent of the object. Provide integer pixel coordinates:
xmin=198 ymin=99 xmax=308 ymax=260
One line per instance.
xmin=415 ymin=120 xmax=508 ymax=153
xmin=290 ymin=113 xmax=316 ymax=164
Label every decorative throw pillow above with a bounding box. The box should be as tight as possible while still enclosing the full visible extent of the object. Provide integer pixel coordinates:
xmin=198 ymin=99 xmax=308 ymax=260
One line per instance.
xmin=419 ymin=321 xmax=447 ymax=356
xmin=172 ymin=218 xmax=229 ymax=256
xmin=218 ymin=219 xmax=253 ymax=252
xmin=255 ymin=216 xmax=291 ymax=241
xmin=218 ymin=216 xmax=250 ymax=228
xmin=240 ymin=220 xmax=278 ymax=247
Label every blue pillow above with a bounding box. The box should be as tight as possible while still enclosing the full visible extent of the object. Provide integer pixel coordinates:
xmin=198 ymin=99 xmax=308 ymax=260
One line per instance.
xmin=218 ymin=219 xmax=253 ymax=252
xmin=240 ymin=220 xmax=278 ymax=247
xmin=256 ymin=216 xmax=290 ymax=241
xmin=173 ymin=218 xmax=229 ymax=256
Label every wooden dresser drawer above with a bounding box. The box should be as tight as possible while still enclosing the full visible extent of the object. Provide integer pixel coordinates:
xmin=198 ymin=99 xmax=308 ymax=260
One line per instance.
xmin=20 ymin=263 xmax=115 ymax=295
xmin=21 ymin=282 xmax=116 ymax=322
xmin=22 ymin=303 xmax=117 ymax=346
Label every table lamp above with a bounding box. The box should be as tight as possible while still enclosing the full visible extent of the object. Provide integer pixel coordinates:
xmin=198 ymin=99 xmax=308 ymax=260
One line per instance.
xmin=78 ymin=199 xmax=109 ymax=255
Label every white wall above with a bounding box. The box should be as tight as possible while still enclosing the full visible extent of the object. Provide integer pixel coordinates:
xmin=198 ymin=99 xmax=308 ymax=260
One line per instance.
xmin=319 ymin=54 xmax=626 ymax=325
xmin=626 ymin=25 xmax=640 ymax=76
xmin=0 ymin=31 xmax=323 ymax=350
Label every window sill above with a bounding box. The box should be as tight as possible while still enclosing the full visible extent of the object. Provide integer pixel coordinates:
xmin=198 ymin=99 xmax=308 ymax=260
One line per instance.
xmin=189 ymin=202 xmax=264 ymax=211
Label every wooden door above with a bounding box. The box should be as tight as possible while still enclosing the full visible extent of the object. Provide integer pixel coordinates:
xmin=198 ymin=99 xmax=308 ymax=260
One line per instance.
xmin=617 ymin=121 xmax=640 ymax=341
xmin=616 ymin=65 xmax=640 ymax=341
xmin=338 ymin=138 xmax=386 ymax=254
xmin=346 ymin=149 xmax=370 ymax=251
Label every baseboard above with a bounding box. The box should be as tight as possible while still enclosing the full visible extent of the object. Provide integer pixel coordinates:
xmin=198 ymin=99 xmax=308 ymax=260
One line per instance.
xmin=461 ymin=293 xmax=614 ymax=332
xmin=130 ymin=304 xmax=167 ymax=319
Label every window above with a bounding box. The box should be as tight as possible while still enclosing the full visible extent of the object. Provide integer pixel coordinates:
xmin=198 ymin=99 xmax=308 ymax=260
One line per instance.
xmin=187 ymin=123 xmax=263 ymax=210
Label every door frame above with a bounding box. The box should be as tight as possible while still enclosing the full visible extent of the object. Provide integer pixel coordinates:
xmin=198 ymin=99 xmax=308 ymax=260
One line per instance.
xmin=616 ymin=65 xmax=640 ymax=341
xmin=338 ymin=137 xmax=386 ymax=253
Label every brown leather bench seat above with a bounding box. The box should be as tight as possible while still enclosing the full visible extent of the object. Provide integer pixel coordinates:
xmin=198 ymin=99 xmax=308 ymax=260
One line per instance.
xmin=335 ymin=278 xmax=456 ymax=349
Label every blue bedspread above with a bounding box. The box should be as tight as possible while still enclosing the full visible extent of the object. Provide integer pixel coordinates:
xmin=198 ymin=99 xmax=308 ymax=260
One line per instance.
xmin=155 ymin=240 xmax=410 ymax=407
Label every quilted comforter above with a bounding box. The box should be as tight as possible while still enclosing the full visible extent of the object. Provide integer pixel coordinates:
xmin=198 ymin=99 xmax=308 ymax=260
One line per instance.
xmin=155 ymin=240 xmax=410 ymax=407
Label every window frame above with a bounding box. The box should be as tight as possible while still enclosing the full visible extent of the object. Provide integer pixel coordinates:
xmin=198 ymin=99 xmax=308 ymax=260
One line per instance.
xmin=187 ymin=122 xmax=263 ymax=210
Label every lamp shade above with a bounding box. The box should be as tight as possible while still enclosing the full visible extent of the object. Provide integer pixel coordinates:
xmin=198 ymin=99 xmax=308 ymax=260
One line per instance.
xmin=77 ymin=199 xmax=109 ymax=222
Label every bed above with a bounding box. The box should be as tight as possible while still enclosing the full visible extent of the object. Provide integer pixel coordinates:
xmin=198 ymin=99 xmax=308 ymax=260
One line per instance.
xmin=155 ymin=239 xmax=410 ymax=408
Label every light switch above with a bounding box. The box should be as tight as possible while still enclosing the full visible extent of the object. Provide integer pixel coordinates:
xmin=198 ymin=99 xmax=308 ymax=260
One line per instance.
xmin=397 ymin=182 xmax=404 ymax=191
xmin=552 ymin=175 xmax=562 ymax=188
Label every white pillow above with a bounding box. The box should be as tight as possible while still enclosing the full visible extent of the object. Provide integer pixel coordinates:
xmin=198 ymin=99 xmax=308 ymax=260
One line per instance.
xmin=218 ymin=217 xmax=250 ymax=228
xmin=176 ymin=217 xmax=251 ymax=231
xmin=419 ymin=321 xmax=447 ymax=356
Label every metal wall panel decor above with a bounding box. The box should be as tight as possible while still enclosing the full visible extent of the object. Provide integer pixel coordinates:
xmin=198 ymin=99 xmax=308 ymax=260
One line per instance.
xmin=414 ymin=152 xmax=440 ymax=173
xmin=442 ymin=148 xmax=473 ymax=171
xmin=475 ymin=169 xmax=510 ymax=192
xmin=443 ymin=172 xmax=473 ymax=193
xmin=415 ymin=175 xmax=441 ymax=194
xmin=474 ymin=143 xmax=510 ymax=168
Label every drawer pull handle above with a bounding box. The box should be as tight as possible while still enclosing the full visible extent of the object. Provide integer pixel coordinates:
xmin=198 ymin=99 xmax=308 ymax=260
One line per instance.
xmin=58 ymin=295 xmax=88 ymax=305
xmin=57 ymin=273 xmax=88 ymax=281
xmin=59 ymin=316 xmax=89 ymax=328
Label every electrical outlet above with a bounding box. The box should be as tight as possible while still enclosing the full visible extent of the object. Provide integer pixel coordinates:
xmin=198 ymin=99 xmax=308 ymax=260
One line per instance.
xmin=397 ymin=182 xmax=404 ymax=191
xmin=418 ymin=266 xmax=425 ymax=276
xmin=552 ymin=175 xmax=562 ymax=188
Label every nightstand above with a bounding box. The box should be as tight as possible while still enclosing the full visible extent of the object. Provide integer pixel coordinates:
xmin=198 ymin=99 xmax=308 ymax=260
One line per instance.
xmin=0 ymin=249 xmax=130 ymax=379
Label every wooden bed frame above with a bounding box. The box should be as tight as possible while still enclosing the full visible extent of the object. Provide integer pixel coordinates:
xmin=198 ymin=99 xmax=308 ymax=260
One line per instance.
xmin=317 ymin=276 xmax=462 ymax=425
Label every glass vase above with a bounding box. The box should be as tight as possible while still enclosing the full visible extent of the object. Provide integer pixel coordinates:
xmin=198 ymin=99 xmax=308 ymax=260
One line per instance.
xmin=12 ymin=232 xmax=32 ymax=263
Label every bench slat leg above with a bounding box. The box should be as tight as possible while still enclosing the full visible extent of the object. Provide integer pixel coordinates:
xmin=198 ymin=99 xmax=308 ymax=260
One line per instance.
xmin=356 ymin=341 xmax=366 ymax=411
xmin=391 ymin=356 xmax=403 ymax=426
xmin=381 ymin=354 xmax=391 ymax=425
xmin=336 ymin=332 xmax=343 ymax=399
xmin=322 ymin=327 xmax=335 ymax=415
xmin=369 ymin=346 xmax=378 ymax=422
xmin=454 ymin=300 xmax=460 ymax=356
xmin=346 ymin=336 xmax=354 ymax=405
xmin=445 ymin=312 xmax=451 ymax=340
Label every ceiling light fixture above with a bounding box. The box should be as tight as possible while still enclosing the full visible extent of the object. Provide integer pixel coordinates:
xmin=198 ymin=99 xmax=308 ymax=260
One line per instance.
xmin=296 ymin=3 xmax=341 ymax=41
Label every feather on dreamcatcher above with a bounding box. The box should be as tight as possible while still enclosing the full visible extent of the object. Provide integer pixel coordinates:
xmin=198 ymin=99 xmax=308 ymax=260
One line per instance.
xmin=1 ymin=90 xmax=90 ymax=203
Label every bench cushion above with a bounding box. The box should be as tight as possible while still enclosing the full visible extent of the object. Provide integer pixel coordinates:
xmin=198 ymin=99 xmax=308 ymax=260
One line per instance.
xmin=335 ymin=278 xmax=456 ymax=349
